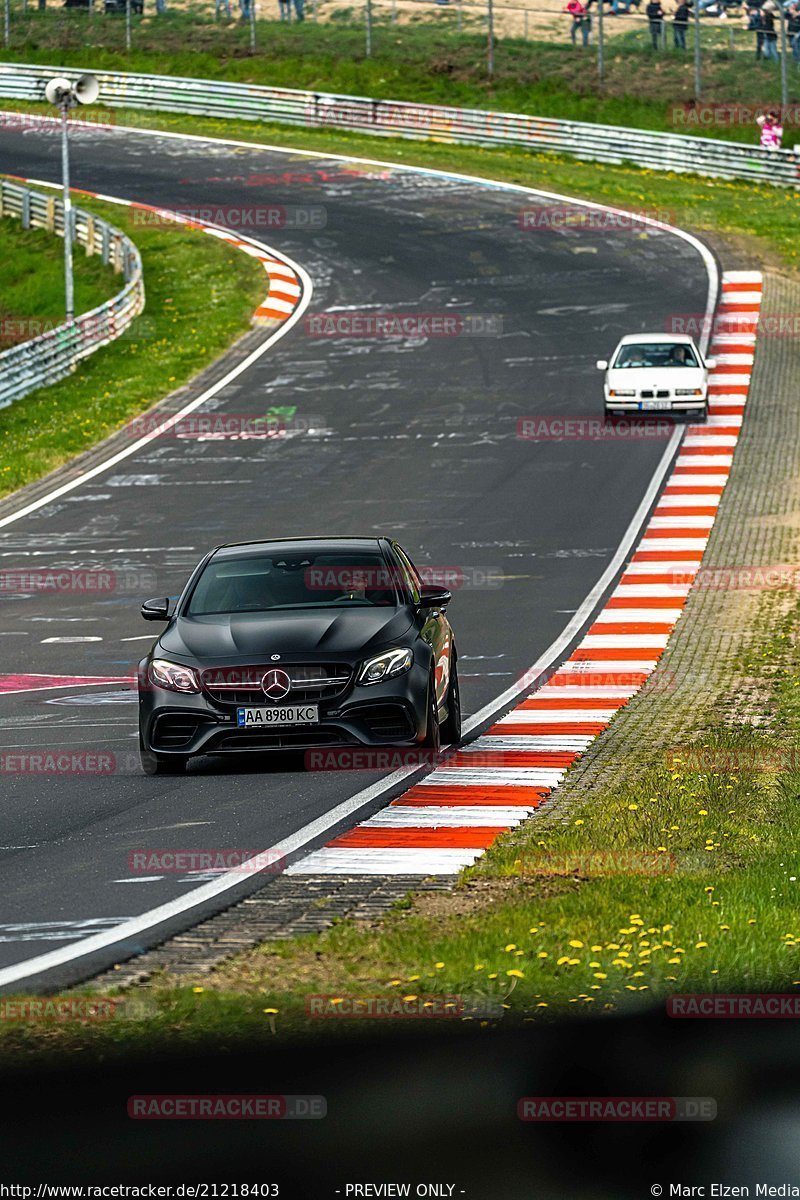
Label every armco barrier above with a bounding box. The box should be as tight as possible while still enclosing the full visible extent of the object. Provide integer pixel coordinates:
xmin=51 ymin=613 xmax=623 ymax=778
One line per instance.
xmin=0 ymin=60 xmax=798 ymax=188
xmin=0 ymin=177 xmax=144 ymax=409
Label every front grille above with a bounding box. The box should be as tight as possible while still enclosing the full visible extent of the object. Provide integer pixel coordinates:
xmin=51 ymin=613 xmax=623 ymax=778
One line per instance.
xmin=152 ymin=714 xmax=206 ymax=750
xmin=639 ymin=389 xmax=671 ymax=399
xmin=213 ymin=729 xmax=352 ymax=751
xmin=656 ymin=389 xmax=669 ymax=398
xmin=201 ymin=663 xmax=352 ymax=707
xmin=347 ymin=703 xmax=415 ymax=741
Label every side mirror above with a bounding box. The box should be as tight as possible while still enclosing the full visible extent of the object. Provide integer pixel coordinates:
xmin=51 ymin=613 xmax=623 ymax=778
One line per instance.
xmin=596 ymin=359 xmax=608 ymax=371
xmin=415 ymin=585 xmax=452 ymax=611
xmin=141 ymin=597 xmax=170 ymax=621
xmin=705 ymin=356 xmax=717 ymax=369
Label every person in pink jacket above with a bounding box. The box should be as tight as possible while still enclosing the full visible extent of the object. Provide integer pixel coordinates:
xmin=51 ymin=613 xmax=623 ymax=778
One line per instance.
xmin=757 ymin=110 xmax=784 ymax=150
xmin=565 ymin=0 xmax=592 ymax=44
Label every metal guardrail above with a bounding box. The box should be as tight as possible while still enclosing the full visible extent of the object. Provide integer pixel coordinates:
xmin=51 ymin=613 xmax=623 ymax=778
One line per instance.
xmin=0 ymin=176 xmax=144 ymax=409
xmin=0 ymin=60 xmax=798 ymax=189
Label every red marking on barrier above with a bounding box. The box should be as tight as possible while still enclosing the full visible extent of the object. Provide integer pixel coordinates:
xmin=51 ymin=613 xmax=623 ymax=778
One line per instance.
xmin=327 ymin=827 xmax=507 ymax=848
xmin=396 ymin=786 xmax=550 ymax=806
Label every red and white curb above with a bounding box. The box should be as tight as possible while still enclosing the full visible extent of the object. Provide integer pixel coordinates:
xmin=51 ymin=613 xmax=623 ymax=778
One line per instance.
xmin=10 ymin=175 xmax=304 ymax=330
xmin=287 ymin=270 xmax=762 ymax=877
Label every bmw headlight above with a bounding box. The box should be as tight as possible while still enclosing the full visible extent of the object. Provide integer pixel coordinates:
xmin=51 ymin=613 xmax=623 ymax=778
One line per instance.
xmin=148 ymin=658 xmax=201 ymax=694
xmin=675 ymin=388 xmax=703 ymax=396
xmin=357 ymin=647 xmax=414 ymax=686
xmin=609 ymin=389 xmax=636 ymax=397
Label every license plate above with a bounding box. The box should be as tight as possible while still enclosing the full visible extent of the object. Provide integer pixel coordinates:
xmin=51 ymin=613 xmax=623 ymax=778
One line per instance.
xmin=236 ymin=705 xmax=319 ymax=727
xmin=641 ymin=400 xmax=672 ymax=410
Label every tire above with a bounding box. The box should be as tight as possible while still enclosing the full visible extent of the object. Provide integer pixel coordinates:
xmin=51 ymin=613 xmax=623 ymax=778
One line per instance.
xmin=439 ymin=659 xmax=462 ymax=746
xmin=421 ymin=673 xmax=441 ymax=754
xmin=139 ymin=734 xmax=187 ymax=776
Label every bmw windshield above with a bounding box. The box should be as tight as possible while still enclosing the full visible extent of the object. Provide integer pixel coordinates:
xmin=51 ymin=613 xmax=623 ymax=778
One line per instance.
xmin=613 ymin=342 xmax=699 ymax=368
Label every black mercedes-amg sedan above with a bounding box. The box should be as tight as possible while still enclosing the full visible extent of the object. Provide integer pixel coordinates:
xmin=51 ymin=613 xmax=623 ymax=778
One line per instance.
xmin=137 ymin=537 xmax=461 ymax=775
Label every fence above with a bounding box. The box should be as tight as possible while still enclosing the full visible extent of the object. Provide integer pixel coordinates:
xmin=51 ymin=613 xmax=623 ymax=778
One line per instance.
xmin=0 ymin=61 xmax=797 ymax=188
xmin=0 ymin=177 xmax=144 ymax=409
xmin=1 ymin=0 xmax=798 ymax=96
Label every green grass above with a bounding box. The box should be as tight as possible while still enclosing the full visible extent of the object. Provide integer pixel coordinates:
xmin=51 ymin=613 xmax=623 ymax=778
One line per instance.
xmin=0 ymin=187 xmax=267 ymax=498
xmin=1 ymin=9 xmax=798 ymax=142
xmin=0 ymin=215 xmax=118 ymax=350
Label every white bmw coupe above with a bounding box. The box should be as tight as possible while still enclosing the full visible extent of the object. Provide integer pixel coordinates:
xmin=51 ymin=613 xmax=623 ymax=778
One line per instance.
xmin=597 ymin=334 xmax=715 ymax=421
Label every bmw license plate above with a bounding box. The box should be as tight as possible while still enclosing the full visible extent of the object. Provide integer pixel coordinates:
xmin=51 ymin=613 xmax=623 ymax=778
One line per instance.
xmin=236 ymin=705 xmax=319 ymax=728
xmin=641 ymin=400 xmax=672 ymax=410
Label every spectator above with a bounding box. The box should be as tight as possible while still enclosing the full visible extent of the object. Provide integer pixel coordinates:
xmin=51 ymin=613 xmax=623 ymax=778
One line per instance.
xmin=294 ymin=0 xmax=304 ymax=17
xmin=565 ymin=0 xmax=591 ymax=45
xmin=757 ymin=109 xmax=784 ymax=147
xmin=278 ymin=0 xmax=291 ymax=15
xmin=788 ymin=1 xmax=800 ymax=62
xmin=239 ymin=0 xmax=251 ymax=17
xmin=673 ymin=0 xmax=691 ymax=46
xmin=216 ymin=0 xmax=232 ymax=13
xmin=746 ymin=2 xmax=765 ymax=57
xmin=761 ymin=3 xmax=779 ymax=56
xmin=647 ymin=0 xmax=666 ymax=44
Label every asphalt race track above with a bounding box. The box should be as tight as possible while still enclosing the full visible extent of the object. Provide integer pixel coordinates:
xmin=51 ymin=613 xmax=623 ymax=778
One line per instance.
xmin=0 ymin=122 xmax=713 ymax=985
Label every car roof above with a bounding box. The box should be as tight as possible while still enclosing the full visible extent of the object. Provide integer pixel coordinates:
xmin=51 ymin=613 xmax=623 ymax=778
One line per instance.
xmin=211 ymin=537 xmax=389 ymax=559
xmin=616 ymin=333 xmax=697 ymax=345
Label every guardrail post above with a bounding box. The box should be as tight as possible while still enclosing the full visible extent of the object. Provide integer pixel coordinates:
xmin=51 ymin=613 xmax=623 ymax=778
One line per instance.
xmin=46 ymin=195 xmax=56 ymax=232
xmin=21 ymin=190 xmax=30 ymax=229
xmin=112 ymin=234 xmax=123 ymax=274
xmin=597 ymin=0 xmax=604 ymax=82
xmin=101 ymin=223 xmax=111 ymax=264
xmin=86 ymin=214 xmax=96 ymax=256
xmin=249 ymin=0 xmax=257 ymax=53
xmin=0 ymin=181 xmax=5 ymax=219
xmin=779 ymin=4 xmax=788 ymax=111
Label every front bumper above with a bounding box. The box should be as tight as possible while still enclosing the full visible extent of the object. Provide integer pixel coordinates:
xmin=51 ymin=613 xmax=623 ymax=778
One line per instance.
xmin=138 ymin=662 xmax=431 ymax=758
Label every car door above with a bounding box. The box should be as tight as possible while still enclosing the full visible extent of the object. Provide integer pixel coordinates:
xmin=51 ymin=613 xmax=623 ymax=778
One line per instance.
xmin=393 ymin=543 xmax=451 ymax=708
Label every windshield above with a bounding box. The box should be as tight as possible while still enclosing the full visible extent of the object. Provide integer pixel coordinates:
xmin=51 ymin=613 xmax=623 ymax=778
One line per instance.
xmin=613 ymin=342 xmax=699 ymax=369
xmin=186 ymin=551 xmax=401 ymax=614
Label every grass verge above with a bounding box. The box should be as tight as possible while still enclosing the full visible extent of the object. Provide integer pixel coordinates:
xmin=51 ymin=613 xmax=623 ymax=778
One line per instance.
xmin=0 ymin=214 xmax=118 ymax=351
xmin=1 ymin=11 xmax=798 ymax=141
xmin=0 ymin=187 xmax=267 ymax=499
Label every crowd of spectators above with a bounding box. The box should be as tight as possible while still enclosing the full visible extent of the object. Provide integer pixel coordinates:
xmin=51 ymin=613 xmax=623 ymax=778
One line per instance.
xmin=564 ymin=0 xmax=800 ymax=62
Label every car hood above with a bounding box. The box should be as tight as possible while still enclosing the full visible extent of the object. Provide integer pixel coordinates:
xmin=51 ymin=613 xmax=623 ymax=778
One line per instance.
xmin=157 ymin=607 xmax=414 ymax=663
xmin=606 ymin=366 xmax=706 ymax=389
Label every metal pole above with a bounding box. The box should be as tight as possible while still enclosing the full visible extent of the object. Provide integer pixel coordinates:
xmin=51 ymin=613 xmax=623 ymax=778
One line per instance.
xmin=125 ymin=0 xmax=132 ymax=49
xmin=457 ymin=0 xmax=462 ymax=29
xmin=391 ymin=0 xmax=396 ymax=20
xmin=487 ymin=0 xmax=494 ymax=75
xmin=693 ymin=0 xmax=701 ymax=99
xmin=597 ymin=0 xmax=604 ymax=81
xmin=61 ymin=104 xmax=74 ymax=323
xmin=249 ymin=0 xmax=256 ymax=49
xmin=524 ymin=7 xmax=528 ymax=36
xmin=779 ymin=2 xmax=788 ymax=109
xmin=365 ymin=0 xmax=372 ymax=56
xmin=4 ymin=0 xmax=9 ymax=47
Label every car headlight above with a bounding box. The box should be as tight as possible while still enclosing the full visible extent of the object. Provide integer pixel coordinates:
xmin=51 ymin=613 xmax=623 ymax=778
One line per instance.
xmin=608 ymin=389 xmax=636 ymax=397
xmin=148 ymin=658 xmax=201 ymax=694
xmin=675 ymin=388 xmax=703 ymax=396
xmin=357 ymin=647 xmax=414 ymax=686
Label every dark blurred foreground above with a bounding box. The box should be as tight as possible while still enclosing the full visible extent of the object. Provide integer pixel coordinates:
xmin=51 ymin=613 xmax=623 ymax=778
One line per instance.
xmin=1 ymin=1009 xmax=798 ymax=1194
